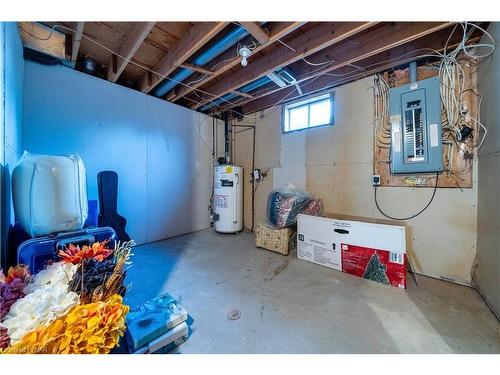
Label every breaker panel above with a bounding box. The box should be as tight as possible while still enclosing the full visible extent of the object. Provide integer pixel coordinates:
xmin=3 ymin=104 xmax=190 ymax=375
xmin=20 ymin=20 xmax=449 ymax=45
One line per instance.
xmin=389 ymin=74 xmax=443 ymax=174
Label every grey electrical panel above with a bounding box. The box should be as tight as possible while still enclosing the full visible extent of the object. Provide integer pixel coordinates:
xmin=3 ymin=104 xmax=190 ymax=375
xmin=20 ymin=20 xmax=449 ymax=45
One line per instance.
xmin=389 ymin=76 xmax=443 ymax=174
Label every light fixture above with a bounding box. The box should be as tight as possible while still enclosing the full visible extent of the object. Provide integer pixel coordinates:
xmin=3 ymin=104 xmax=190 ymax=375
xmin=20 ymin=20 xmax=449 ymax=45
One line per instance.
xmin=238 ymin=46 xmax=251 ymax=67
xmin=266 ymin=68 xmax=298 ymax=88
xmin=266 ymin=72 xmax=287 ymax=88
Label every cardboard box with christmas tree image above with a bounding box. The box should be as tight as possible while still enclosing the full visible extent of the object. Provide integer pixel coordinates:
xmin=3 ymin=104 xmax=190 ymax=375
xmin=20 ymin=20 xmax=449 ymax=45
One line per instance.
xmin=341 ymin=244 xmax=406 ymax=289
xmin=297 ymin=214 xmax=407 ymax=289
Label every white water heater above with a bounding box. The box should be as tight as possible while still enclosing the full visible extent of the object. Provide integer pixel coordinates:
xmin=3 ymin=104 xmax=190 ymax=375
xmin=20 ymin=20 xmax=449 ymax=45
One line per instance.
xmin=213 ymin=165 xmax=243 ymax=233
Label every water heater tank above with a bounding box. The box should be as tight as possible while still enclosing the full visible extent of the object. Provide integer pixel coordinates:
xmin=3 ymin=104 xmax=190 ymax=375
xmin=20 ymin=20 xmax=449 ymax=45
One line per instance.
xmin=214 ymin=165 xmax=243 ymax=233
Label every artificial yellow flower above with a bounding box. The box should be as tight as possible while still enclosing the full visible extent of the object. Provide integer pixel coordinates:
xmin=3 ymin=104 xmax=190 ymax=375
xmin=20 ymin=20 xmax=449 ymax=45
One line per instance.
xmin=3 ymin=295 xmax=128 ymax=354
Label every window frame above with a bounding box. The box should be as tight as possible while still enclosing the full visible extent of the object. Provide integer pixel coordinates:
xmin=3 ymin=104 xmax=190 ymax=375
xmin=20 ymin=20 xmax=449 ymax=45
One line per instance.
xmin=282 ymin=91 xmax=335 ymax=134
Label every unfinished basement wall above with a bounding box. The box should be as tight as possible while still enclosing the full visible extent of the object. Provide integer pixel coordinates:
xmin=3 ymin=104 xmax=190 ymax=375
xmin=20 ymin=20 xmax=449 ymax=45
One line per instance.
xmin=234 ymin=77 xmax=478 ymax=285
xmin=476 ymin=22 xmax=500 ymax=317
xmin=0 ymin=22 xmax=24 ymax=269
xmin=22 ymin=61 xmax=217 ymax=245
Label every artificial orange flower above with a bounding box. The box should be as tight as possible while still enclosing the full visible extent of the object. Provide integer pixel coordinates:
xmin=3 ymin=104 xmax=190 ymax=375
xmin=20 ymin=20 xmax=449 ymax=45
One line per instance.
xmin=58 ymin=240 xmax=113 ymax=264
xmin=1 ymin=265 xmax=31 ymax=284
xmin=3 ymin=294 xmax=128 ymax=354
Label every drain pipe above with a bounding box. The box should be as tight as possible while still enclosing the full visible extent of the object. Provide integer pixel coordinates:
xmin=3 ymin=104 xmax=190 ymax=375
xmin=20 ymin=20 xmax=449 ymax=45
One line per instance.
xmin=199 ymin=75 xmax=272 ymax=112
xmin=409 ymin=61 xmax=417 ymax=85
xmin=224 ymin=112 xmax=230 ymax=164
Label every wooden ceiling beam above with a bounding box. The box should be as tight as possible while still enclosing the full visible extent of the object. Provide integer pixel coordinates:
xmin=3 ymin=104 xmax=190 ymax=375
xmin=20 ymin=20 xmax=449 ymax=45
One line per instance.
xmin=180 ymin=63 xmax=214 ymax=75
xmin=107 ymin=22 xmax=155 ymax=82
xmin=231 ymin=90 xmax=254 ymax=99
xmin=137 ymin=22 xmax=228 ymax=93
xmin=71 ymin=22 xmax=85 ymax=64
xmin=287 ymin=22 xmax=453 ymax=82
xmin=234 ymin=27 xmax=471 ymax=115
xmin=188 ymin=22 xmax=377 ymax=109
xmin=206 ymin=22 xmax=453 ymax=114
xmin=240 ymin=22 xmax=270 ymax=44
xmin=167 ymin=22 xmax=304 ymax=102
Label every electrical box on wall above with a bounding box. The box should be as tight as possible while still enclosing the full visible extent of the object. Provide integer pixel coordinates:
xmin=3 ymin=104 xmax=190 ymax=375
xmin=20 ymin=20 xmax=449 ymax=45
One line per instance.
xmin=390 ymin=75 xmax=443 ymax=174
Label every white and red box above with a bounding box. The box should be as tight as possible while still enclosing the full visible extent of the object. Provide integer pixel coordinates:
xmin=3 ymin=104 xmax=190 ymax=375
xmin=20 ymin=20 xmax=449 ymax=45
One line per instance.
xmin=297 ymin=213 xmax=407 ymax=289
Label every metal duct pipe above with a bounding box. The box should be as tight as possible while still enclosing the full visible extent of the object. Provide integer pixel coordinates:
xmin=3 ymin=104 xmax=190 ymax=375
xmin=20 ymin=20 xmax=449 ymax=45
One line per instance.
xmin=224 ymin=111 xmax=230 ymax=163
xmin=409 ymin=61 xmax=417 ymax=84
xmin=198 ymin=75 xmax=272 ymax=112
xmin=153 ymin=25 xmax=250 ymax=98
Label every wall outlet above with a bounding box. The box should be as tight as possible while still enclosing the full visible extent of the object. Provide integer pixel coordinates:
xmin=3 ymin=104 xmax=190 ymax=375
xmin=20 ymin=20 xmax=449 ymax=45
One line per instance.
xmin=372 ymin=175 xmax=381 ymax=186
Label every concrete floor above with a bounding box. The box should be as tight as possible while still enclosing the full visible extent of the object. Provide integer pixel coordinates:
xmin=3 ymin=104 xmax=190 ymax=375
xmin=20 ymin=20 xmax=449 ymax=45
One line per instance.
xmin=124 ymin=229 xmax=500 ymax=354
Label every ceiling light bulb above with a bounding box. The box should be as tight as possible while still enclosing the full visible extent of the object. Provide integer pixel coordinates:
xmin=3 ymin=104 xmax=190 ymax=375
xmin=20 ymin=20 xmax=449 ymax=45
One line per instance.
xmin=238 ymin=46 xmax=251 ymax=67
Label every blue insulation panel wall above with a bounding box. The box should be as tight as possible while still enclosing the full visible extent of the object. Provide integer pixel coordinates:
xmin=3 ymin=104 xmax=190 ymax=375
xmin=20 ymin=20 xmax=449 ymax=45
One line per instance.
xmin=22 ymin=62 xmax=217 ymax=245
xmin=1 ymin=22 xmax=24 ymax=268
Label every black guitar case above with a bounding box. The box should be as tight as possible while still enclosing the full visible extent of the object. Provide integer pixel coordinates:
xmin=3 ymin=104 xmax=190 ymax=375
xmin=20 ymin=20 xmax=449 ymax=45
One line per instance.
xmin=97 ymin=171 xmax=131 ymax=242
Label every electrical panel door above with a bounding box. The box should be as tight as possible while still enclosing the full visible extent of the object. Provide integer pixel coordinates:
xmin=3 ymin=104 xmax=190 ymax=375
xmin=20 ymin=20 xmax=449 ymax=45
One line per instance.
xmin=389 ymin=76 xmax=443 ymax=174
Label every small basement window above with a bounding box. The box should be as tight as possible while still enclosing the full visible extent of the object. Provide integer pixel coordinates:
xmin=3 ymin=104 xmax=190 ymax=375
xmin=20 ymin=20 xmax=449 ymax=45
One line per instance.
xmin=282 ymin=92 xmax=334 ymax=133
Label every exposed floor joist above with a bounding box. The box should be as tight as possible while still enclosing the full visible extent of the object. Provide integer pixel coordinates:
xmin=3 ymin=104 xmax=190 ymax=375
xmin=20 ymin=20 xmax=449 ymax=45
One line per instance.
xmin=71 ymin=22 xmax=85 ymax=64
xmin=238 ymin=29 xmax=478 ymax=115
xmin=37 ymin=21 xmax=485 ymax=117
xmin=240 ymin=22 xmax=270 ymax=44
xmin=167 ymin=22 xmax=304 ymax=102
xmin=180 ymin=63 xmax=215 ymax=75
xmin=231 ymin=90 xmax=254 ymax=99
xmin=137 ymin=22 xmax=228 ymax=93
xmin=189 ymin=22 xmax=377 ymax=109
xmin=210 ymin=22 xmax=453 ymax=114
xmin=107 ymin=22 xmax=155 ymax=82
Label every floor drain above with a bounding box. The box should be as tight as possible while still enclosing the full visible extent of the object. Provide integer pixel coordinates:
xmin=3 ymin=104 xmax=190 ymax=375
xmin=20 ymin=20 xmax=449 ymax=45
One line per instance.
xmin=228 ymin=309 xmax=241 ymax=320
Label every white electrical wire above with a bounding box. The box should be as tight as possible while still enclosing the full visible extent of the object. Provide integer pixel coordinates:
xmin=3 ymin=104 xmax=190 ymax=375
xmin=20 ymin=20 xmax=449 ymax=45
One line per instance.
xmin=436 ymin=22 xmax=495 ymax=149
xmin=302 ymin=56 xmax=335 ymax=66
xmin=277 ymin=39 xmax=336 ymax=67
xmin=282 ymin=23 xmax=494 ymax=151
xmin=23 ymin=21 xmax=496 ymax=145
xmin=218 ymin=48 xmax=441 ymax=117
xmin=277 ymin=39 xmax=296 ymax=52
xmin=20 ymin=23 xmax=253 ymax=116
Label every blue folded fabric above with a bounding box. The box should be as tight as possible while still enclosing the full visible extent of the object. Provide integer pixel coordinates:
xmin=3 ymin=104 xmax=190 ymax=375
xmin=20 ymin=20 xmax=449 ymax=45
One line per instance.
xmin=126 ymin=293 xmax=188 ymax=352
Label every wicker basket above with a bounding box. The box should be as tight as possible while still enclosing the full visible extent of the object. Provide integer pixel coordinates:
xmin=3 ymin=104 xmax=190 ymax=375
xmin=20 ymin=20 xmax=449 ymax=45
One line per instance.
xmin=255 ymin=223 xmax=295 ymax=255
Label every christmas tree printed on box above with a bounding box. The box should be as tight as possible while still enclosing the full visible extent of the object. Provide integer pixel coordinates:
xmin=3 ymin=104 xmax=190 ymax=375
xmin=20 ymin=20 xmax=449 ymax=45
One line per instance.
xmin=341 ymin=244 xmax=406 ymax=288
xmin=362 ymin=253 xmax=390 ymax=285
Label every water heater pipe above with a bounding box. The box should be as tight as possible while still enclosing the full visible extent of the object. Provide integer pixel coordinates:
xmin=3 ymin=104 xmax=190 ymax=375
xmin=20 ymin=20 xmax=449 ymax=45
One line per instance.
xmin=224 ymin=112 xmax=230 ymax=163
xmin=409 ymin=61 xmax=417 ymax=84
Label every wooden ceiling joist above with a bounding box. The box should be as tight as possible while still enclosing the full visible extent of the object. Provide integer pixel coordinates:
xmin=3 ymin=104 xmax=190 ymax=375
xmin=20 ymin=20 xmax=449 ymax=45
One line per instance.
xmin=107 ymin=22 xmax=155 ymax=82
xmin=231 ymin=90 xmax=254 ymax=99
xmin=188 ymin=22 xmax=377 ymax=109
xmin=239 ymin=52 xmax=456 ymax=116
xmin=209 ymin=21 xmax=453 ymax=114
xmin=137 ymin=22 xmax=228 ymax=93
xmin=240 ymin=22 xmax=270 ymax=44
xmin=180 ymin=63 xmax=214 ymax=75
xmin=167 ymin=22 xmax=304 ymax=103
xmin=288 ymin=22 xmax=453 ymax=82
xmin=238 ymin=25 xmax=469 ymax=115
xmin=71 ymin=22 xmax=85 ymax=64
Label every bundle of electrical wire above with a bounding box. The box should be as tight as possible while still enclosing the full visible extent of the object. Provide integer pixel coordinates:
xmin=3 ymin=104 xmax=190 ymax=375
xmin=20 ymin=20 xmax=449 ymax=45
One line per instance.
xmin=437 ymin=22 xmax=495 ymax=149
